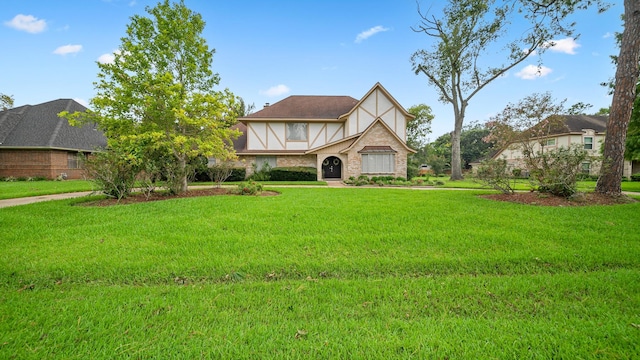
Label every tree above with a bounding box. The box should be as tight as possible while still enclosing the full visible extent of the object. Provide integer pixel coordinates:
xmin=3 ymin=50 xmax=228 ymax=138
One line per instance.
xmin=62 ymin=0 xmax=239 ymax=194
xmin=596 ymin=0 xmax=640 ymax=195
xmin=625 ymin=82 xmax=640 ymax=161
xmin=411 ymin=0 xmax=608 ymax=180
xmin=485 ymin=92 xmax=592 ymax=197
xmin=1 ymin=93 xmax=14 ymax=111
xmin=406 ymin=104 xmax=434 ymax=149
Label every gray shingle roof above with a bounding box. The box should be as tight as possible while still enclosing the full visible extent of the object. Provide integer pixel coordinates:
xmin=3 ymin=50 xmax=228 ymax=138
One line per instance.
xmin=561 ymin=115 xmax=608 ymax=133
xmin=0 ymin=99 xmax=107 ymax=151
xmin=240 ymin=95 xmax=359 ymax=120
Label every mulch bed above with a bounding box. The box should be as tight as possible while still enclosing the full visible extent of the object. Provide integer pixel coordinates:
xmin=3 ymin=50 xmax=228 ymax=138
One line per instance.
xmin=78 ymin=188 xmax=279 ymax=207
xmin=481 ymin=191 xmax=636 ymax=206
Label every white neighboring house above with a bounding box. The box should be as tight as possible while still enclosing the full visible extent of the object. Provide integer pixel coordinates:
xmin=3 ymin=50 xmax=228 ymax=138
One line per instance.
xmin=491 ymin=115 xmax=639 ymax=178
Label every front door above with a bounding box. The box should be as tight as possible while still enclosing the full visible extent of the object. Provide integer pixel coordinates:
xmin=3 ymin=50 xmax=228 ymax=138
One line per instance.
xmin=322 ymin=156 xmax=342 ymax=179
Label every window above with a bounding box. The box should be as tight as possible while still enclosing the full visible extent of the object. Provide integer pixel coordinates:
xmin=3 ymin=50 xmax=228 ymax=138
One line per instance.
xmin=583 ymin=136 xmax=593 ymax=150
xmin=68 ymin=152 xmax=80 ymax=169
xmin=286 ymin=123 xmax=308 ymax=141
xmin=256 ymin=155 xmax=276 ymax=169
xmin=581 ymin=162 xmax=591 ymax=174
xmin=207 ymin=157 xmax=217 ymax=167
xmin=545 ymin=138 xmax=556 ymax=146
xmin=362 ymin=154 xmax=395 ymax=173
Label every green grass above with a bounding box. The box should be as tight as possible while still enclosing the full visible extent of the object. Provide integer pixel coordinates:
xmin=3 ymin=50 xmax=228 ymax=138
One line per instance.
xmin=0 ymin=180 xmax=95 ymax=199
xmin=1 ymin=188 xmax=639 ymax=358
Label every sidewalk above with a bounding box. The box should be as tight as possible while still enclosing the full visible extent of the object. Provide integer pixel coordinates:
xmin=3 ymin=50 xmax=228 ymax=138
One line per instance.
xmin=0 ymin=191 xmax=94 ymax=209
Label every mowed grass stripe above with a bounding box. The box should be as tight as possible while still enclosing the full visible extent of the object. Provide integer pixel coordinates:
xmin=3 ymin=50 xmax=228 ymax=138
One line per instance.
xmin=1 ymin=188 xmax=638 ymax=286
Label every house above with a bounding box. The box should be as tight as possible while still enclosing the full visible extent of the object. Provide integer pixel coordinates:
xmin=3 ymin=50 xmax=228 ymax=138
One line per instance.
xmin=0 ymin=99 xmax=107 ymax=180
xmin=491 ymin=114 xmax=639 ymax=177
xmin=233 ymin=83 xmax=416 ymax=181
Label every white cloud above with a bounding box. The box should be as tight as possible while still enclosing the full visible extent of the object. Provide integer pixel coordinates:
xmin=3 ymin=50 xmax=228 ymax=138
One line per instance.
xmin=53 ymin=44 xmax=83 ymax=55
xmin=545 ymin=38 xmax=580 ymax=54
xmin=260 ymin=84 xmax=290 ymax=97
xmin=602 ymin=32 xmax=613 ymax=39
xmin=4 ymin=14 xmax=47 ymax=33
xmin=97 ymin=53 xmax=116 ymax=64
xmin=515 ymin=64 xmax=552 ymax=80
xmin=355 ymin=25 xmax=389 ymax=43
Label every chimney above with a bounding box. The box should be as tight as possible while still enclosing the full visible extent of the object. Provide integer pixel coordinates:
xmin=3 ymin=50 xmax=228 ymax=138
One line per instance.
xmin=264 ymin=103 xmax=270 ymax=108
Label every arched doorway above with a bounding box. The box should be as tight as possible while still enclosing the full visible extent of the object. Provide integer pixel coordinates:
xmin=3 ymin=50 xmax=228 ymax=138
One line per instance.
xmin=322 ymin=156 xmax=342 ymax=179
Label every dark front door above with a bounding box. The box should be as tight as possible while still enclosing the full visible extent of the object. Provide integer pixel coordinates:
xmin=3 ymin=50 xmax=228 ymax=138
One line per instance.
xmin=322 ymin=156 xmax=342 ymax=179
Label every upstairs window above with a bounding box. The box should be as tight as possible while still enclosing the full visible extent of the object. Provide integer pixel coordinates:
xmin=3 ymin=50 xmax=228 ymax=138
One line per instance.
xmin=286 ymin=123 xmax=308 ymax=141
xmin=583 ymin=136 xmax=594 ymax=150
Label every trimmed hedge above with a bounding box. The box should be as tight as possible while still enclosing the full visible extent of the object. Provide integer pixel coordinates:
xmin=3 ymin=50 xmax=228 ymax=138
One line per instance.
xmin=269 ymin=167 xmax=317 ymax=181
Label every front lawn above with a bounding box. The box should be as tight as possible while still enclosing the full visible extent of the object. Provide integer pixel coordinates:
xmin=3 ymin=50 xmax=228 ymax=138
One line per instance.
xmin=0 ymin=180 xmax=95 ymax=199
xmin=1 ymin=188 xmax=639 ymax=358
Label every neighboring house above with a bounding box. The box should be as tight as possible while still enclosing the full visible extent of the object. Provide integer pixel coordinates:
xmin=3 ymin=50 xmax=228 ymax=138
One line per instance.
xmin=491 ymin=115 xmax=639 ymax=177
xmin=0 ymin=99 xmax=107 ymax=179
xmin=232 ymin=83 xmax=416 ymax=180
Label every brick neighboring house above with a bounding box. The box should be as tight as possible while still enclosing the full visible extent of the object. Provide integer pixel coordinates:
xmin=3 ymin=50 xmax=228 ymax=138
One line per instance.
xmin=491 ymin=115 xmax=640 ymax=177
xmin=0 ymin=99 xmax=107 ymax=180
xmin=233 ymin=83 xmax=416 ymax=180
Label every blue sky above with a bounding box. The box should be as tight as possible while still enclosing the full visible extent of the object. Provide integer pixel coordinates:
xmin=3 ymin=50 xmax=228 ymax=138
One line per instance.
xmin=1 ymin=0 xmax=624 ymax=139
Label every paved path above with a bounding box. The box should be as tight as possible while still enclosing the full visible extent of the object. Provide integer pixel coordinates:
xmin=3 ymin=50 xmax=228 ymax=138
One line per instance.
xmin=0 ymin=191 xmax=94 ymax=209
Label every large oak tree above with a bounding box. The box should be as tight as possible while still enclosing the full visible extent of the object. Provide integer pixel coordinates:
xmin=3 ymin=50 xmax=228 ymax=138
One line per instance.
xmin=411 ymin=0 xmax=608 ymax=180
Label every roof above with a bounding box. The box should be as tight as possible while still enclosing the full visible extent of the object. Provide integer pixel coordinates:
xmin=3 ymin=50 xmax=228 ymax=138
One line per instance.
xmin=561 ymin=115 xmax=608 ymax=133
xmin=239 ymin=95 xmax=359 ymax=121
xmin=0 ymin=99 xmax=107 ymax=151
xmin=357 ymin=146 xmax=397 ymax=153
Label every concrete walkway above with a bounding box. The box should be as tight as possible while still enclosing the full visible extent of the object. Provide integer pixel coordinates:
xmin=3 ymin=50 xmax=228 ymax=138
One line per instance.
xmin=0 ymin=191 xmax=95 ymax=209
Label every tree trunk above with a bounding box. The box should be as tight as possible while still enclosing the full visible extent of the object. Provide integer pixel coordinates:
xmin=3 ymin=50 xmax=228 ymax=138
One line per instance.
xmin=450 ymin=113 xmax=464 ymax=180
xmin=178 ymin=156 xmax=189 ymax=193
xmin=596 ymin=0 xmax=640 ymax=196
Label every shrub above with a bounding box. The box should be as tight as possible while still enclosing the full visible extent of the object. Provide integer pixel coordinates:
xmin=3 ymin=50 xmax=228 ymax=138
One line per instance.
xmin=250 ymin=163 xmax=271 ymax=181
xmin=512 ymin=168 xmax=522 ymax=178
xmin=434 ymin=180 xmax=445 ymax=186
xmin=269 ymin=167 xmax=317 ymax=181
xmin=237 ymin=181 xmax=263 ymax=195
xmin=527 ymin=145 xmax=589 ymax=198
xmin=406 ymin=164 xmax=419 ymax=180
xmin=476 ymin=158 xmax=515 ymax=194
xmin=83 ymin=150 xmax=140 ymax=200
xmin=631 ymin=174 xmax=640 ymax=182
xmin=227 ymin=168 xmax=246 ymax=182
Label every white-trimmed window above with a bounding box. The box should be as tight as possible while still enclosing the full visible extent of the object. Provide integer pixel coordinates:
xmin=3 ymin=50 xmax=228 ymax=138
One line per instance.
xmin=545 ymin=138 xmax=556 ymax=146
xmin=286 ymin=123 xmax=308 ymax=141
xmin=256 ymin=155 xmax=276 ymax=169
xmin=583 ymin=136 xmax=594 ymax=150
xmin=581 ymin=162 xmax=591 ymax=174
xmin=362 ymin=154 xmax=395 ymax=173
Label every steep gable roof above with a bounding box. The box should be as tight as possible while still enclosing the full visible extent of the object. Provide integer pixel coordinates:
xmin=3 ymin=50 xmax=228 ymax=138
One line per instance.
xmin=339 ymin=82 xmax=415 ymax=120
xmin=340 ymin=118 xmax=416 ymax=154
xmin=239 ymin=95 xmax=359 ymax=121
xmin=0 ymin=99 xmax=107 ymax=151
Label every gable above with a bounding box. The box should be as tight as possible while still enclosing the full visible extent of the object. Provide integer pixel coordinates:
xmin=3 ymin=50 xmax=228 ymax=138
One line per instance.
xmin=343 ymin=83 xmax=412 ymax=140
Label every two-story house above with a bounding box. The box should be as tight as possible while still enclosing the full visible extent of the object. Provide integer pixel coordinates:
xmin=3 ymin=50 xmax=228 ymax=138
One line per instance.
xmin=233 ymin=83 xmax=416 ymax=181
xmin=491 ymin=114 xmax=639 ymax=177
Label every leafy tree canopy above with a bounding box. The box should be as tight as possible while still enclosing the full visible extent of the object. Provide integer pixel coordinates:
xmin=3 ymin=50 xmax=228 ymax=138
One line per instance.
xmin=61 ymin=0 xmax=239 ymax=193
xmin=406 ymin=104 xmax=434 ymax=149
xmin=1 ymin=93 xmax=14 ymax=111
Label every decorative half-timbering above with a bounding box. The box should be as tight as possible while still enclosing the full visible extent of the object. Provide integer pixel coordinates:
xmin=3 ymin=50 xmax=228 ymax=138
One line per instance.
xmin=235 ymin=83 xmax=416 ymax=180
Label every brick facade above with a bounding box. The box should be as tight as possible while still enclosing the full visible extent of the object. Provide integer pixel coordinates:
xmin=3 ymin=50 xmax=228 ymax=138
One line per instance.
xmin=344 ymin=122 xmax=409 ymax=179
xmin=0 ymin=149 xmax=85 ymax=179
